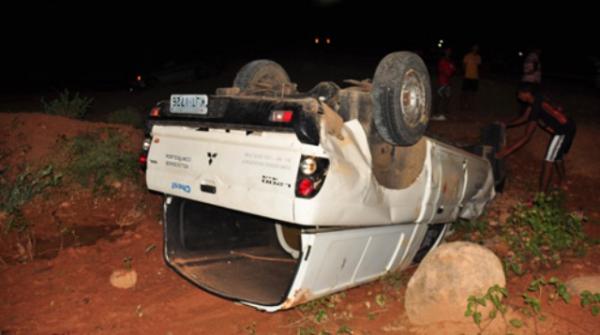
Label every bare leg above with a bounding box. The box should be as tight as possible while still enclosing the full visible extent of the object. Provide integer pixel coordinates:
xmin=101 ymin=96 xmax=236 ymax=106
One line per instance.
xmin=540 ymin=161 xmax=553 ymax=193
xmin=555 ymin=160 xmax=566 ymax=187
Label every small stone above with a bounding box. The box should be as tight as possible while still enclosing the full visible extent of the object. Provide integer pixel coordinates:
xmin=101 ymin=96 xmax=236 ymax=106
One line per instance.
xmin=109 ymin=269 xmax=138 ymax=289
xmin=566 ymin=275 xmax=600 ymax=295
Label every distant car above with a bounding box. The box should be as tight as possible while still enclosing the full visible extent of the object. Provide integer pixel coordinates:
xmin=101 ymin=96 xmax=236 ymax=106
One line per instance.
xmin=140 ymin=52 xmax=502 ymax=311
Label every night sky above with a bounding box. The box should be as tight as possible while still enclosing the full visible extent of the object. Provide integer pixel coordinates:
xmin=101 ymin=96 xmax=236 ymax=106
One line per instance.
xmin=1 ymin=1 xmax=598 ymax=94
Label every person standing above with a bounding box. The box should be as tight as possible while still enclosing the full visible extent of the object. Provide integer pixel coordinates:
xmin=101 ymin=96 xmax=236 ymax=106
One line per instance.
xmin=522 ymin=48 xmax=542 ymax=85
xmin=495 ymin=83 xmax=576 ymax=192
xmin=460 ymin=45 xmax=482 ymax=111
xmin=432 ymin=47 xmax=456 ymax=121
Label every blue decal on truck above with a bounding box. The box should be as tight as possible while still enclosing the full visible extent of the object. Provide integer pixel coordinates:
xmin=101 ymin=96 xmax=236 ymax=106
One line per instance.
xmin=171 ymin=182 xmax=191 ymax=193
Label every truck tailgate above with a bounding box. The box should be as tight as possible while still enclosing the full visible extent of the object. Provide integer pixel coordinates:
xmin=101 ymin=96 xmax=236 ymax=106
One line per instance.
xmin=146 ymin=125 xmax=302 ymax=222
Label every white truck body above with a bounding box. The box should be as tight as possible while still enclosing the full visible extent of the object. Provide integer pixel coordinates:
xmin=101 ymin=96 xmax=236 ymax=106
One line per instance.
xmin=146 ymin=106 xmax=495 ymax=311
xmin=143 ymin=51 xmax=499 ymax=311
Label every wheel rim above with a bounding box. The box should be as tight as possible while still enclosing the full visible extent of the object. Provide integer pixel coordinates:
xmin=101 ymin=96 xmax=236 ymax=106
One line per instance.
xmin=400 ymin=69 xmax=426 ymax=128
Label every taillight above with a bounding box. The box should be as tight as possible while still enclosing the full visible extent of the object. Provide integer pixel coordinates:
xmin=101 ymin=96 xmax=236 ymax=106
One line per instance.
xmin=150 ymin=106 xmax=161 ymax=118
xmin=142 ymin=138 xmax=151 ymax=151
xmin=139 ymin=138 xmax=151 ymax=171
xmin=270 ymin=110 xmax=293 ymax=123
xmin=295 ymin=156 xmax=329 ymax=198
xmin=297 ymin=178 xmax=315 ymax=197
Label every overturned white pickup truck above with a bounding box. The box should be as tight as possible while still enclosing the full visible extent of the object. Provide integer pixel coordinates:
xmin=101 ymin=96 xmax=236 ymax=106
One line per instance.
xmin=141 ymin=52 xmax=502 ymax=312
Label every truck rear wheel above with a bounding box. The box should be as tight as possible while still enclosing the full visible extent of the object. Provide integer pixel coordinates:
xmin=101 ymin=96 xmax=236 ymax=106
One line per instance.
xmin=372 ymin=52 xmax=431 ymax=146
xmin=233 ymin=59 xmax=293 ymax=94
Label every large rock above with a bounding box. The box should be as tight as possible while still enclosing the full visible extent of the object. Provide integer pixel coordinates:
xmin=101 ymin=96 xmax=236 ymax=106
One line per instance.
xmin=405 ymin=241 xmax=505 ymax=325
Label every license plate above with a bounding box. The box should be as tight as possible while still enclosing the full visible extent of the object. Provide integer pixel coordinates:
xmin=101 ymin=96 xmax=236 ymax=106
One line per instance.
xmin=170 ymin=94 xmax=208 ymax=115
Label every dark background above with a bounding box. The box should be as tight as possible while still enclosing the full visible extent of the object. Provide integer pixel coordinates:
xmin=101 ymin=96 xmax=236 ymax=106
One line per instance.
xmin=1 ymin=1 xmax=598 ymax=94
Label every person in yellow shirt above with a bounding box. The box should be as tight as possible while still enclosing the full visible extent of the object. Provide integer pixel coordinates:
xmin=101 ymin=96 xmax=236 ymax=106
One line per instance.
xmin=461 ymin=45 xmax=481 ymax=111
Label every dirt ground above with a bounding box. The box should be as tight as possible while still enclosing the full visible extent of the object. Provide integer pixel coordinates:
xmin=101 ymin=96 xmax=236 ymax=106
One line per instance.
xmin=1 ymin=75 xmax=600 ymax=335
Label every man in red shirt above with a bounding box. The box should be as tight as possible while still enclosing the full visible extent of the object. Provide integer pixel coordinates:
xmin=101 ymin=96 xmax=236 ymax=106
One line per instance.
xmin=496 ymin=83 xmax=576 ymax=192
xmin=432 ymin=48 xmax=456 ymax=121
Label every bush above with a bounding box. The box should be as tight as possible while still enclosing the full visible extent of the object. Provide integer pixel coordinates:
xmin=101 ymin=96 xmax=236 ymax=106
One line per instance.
xmin=107 ymin=106 xmax=143 ymax=128
xmin=67 ymin=129 xmax=138 ymax=190
xmin=0 ymin=165 xmax=62 ymax=232
xmin=503 ymin=192 xmax=586 ymax=275
xmin=42 ymin=89 xmax=94 ymax=119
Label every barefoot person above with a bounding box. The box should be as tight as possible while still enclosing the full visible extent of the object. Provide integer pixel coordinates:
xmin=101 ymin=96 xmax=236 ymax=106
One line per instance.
xmin=496 ymin=83 xmax=576 ymax=192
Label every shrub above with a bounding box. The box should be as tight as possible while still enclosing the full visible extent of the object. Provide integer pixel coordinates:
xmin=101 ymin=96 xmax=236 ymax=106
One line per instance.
xmin=0 ymin=165 xmax=62 ymax=232
xmin=580 ymin=291 xmax=600 ymax=316
xmin=67 ymin=129 xmax=138 ymax=190
xmin=42 ymin=89 xmax=94 ymax=119
xmin=503 ymin=192 xmax=586 ymax=275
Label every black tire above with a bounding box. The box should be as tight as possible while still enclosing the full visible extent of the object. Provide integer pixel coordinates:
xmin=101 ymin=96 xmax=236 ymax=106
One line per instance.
xmin=372 ymin=52 xmax=432 ymax=146
xmin=233 ymin=59 xmax=291 ymax=92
